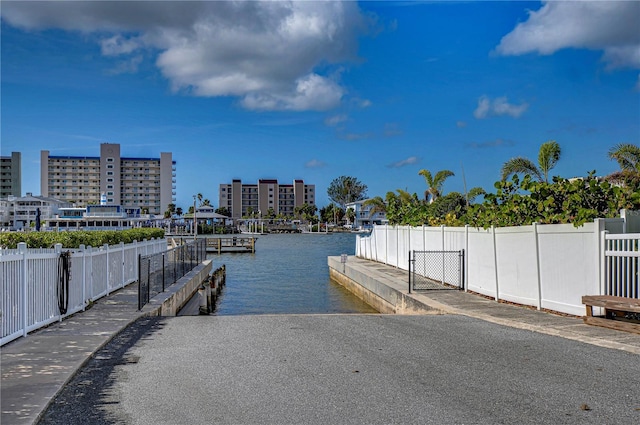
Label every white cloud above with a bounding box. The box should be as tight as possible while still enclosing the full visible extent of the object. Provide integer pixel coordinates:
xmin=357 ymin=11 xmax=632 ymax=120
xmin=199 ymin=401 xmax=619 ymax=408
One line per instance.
xmin=474 ymin=96 xmax=528 ymax=119
xmin=496 ymin=1 xmax=640 ymax=70
xmin=388 ymin=156 xmax=419 ymax=168
xmin=305 ymin=159 xmax=327 ymax=168
xmin=2 ymin=1 xmax=369 ymax=111
xmin=325 ymin=114 xmax=348 ymax=127
xmin=456 ymin=121 xmax=467 ymax=128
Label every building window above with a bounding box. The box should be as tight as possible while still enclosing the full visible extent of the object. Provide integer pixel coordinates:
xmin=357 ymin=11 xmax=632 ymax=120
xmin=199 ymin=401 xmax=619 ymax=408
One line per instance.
xmin=107 ymin=171 xmax=114 ymax=176
xmin=107 ymin=164 xmax=114 ymax=169
xmin=107 ymin=185 xmax=113 ymax=189
xmin=107 ymin=178 xmax=114 ymax=183
xmin=107 ymin=191 xmax=114 ymax=196
xmin=107 ymin=158 xmax=114 ymax=162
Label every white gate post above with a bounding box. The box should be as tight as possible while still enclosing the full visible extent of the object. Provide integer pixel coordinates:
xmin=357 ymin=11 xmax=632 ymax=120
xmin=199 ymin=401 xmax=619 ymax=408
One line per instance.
xmin=492 ymin=226 xmax=500 ymax=302
xmin=441 ymin=225 xmax=446 ymax=284
xmin=105 ymin=244 xmax=110 ymax=295
xmin=533 ymin=222 xmax=542 ymax=310
xmin=18 ymin=242 xmax=27 ymax=338
xmin=464 ymin=224 xmax=469 ymax=292
xmin=120 ymin=242 xmax=126 ymax=289
xmin=80 ymin=245 xmax=86 ymax=311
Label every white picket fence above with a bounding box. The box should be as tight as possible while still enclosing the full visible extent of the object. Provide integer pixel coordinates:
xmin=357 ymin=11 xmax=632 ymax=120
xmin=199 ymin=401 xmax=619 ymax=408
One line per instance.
xmin=356 ymin=219 xmax=640 ymax=316
xmin=1 ymin=238 xmax=166 ymax=346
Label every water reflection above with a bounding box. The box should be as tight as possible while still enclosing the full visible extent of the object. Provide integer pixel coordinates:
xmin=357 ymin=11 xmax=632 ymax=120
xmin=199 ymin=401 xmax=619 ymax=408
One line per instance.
xmin=208 ymin=233 xmax=377 ymax=315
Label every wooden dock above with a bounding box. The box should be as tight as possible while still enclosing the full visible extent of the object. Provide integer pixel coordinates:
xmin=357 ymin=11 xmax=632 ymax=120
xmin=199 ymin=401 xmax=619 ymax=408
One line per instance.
xmin=168 ymin=235 xmax=257 ymax=253
xmin=205 ymin=236 xmax=257 ymax=254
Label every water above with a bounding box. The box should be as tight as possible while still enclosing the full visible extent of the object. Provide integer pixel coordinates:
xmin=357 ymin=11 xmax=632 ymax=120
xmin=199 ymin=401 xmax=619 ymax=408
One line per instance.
xmin=208 ymin=232 xmax=377 ymax=315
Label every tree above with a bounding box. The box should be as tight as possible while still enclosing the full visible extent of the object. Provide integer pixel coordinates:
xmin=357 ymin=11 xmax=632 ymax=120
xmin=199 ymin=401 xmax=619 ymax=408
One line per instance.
xmin=363 ymin=196 xmax=387 ymax=217
xmin=294 ymin=203 xmax=318 ymax=222
xmin=501 ymin=140 xmax=561 ymax=183
xmin=197 ymin=193 xmax=203 ymax=206
xmin=345 ymin=207 xmax=355 ymax=225
xmin=327 ymin=176 xmax=367 ymax=209
xmin=175 ymin=207 xmax=183 ymax=217
xmin=202 ymin=199 xmax=211 ymax=206
xmin=215 ymin=207 xmax=230 ymax=217
xmin=608 ymin=143 xmax=640 ymax=173
xmin=418 ymin=169 xmax=454 ymax=203
xmin=164 ymin=203 xmax=176 ymax=219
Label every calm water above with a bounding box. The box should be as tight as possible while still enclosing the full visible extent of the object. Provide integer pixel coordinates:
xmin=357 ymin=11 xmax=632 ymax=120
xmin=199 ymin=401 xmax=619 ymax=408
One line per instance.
xmin=208 ymin=232 xmax=377 ymax=315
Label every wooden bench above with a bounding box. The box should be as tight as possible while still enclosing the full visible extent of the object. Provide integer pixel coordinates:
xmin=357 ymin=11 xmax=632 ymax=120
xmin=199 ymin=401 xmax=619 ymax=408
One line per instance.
xmin=581 ymin=295 xmax=640 ymax=335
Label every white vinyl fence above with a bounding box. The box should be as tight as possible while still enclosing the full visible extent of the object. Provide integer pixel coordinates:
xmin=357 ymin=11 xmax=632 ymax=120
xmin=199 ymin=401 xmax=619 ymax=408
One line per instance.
xmin=1 ymin=238 xmax=166 ymax=346
xmin=356 ymin=219 xmax=639 ymax=316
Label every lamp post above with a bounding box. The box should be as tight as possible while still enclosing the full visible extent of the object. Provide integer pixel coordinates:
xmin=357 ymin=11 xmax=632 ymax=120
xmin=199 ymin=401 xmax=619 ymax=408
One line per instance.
xmin=193 ymin=195 xmax=197 ymax=240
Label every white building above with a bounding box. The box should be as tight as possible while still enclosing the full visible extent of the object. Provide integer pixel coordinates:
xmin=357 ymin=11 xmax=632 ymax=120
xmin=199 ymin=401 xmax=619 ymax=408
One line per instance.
xmin=0 ymin=193 xmax=71 ymax=231
xmin=345 ymin=199 xmax=388 ymax=230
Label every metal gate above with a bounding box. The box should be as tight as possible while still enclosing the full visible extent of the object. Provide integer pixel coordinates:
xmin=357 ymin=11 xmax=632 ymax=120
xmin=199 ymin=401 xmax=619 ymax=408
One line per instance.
xmin=409 ymin=250 xmax=465 ymax=293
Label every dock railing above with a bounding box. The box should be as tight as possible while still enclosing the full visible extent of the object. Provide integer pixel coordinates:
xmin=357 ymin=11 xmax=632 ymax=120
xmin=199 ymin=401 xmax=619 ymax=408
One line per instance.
xmin=138 ymin=239 xmax=206 ymax=310
xmin=1 ymin=238 xmax=165 ymax=346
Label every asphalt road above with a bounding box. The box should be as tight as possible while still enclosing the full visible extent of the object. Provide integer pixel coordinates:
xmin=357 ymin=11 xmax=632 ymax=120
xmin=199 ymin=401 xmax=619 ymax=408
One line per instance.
xmin=39 ymin=314 xmax=639 ymax=425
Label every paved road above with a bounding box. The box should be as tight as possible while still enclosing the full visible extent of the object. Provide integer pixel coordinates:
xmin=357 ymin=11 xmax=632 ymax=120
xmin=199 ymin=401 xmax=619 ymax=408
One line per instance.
xmin=39 ymin=314 xmax=639 ymax=425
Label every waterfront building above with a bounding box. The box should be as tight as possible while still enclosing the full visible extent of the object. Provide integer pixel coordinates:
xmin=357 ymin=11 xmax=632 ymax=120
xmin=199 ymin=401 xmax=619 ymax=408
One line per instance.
xmin=45 ymin=204 xmax=145 ymax=231
xmin=0 ymin=193 xmax=71 ymax=231
xmin=40 ymin=143 xmax=176 ymax=215
xmin=345 ymin=199 xmax=388 ymax=230
xmin=1 ymin=152 xmax=22 ymax=198
xmin=219 ymin=179 xmax=315 ymax=219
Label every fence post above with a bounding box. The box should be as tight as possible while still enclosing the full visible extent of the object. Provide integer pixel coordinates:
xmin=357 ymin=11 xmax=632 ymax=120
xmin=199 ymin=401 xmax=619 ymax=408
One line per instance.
xmin=408 ymin=251 xmax=412 ymax=294
xmin=120 ymin=242 xmax=125 ymax=289
xmin=533 ymin=222 xmax=542 ymax=310
xmin=441 ymin=225 xmax=445 ymax=285
xmin=19 ymin=242 xmax=27 ymax=338
xmin=80 ymin=244 xmax=86 ymax=311
xmin=595 ymin=218 xmax=607 ymax=296
xmin=54 ymin=244 xmax=63 ymax=322
xmin=104 ymin=244 xmax=110 ymax=296
xmin=492 ymin=226 xmax=500 ymax=302
xmin=464 ymin=225 xmax=469 ymax=292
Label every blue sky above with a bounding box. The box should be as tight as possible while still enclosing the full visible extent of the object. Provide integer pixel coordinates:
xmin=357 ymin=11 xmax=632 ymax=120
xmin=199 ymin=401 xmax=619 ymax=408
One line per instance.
xmin=2 ymin=1 xmax=639 ymax=210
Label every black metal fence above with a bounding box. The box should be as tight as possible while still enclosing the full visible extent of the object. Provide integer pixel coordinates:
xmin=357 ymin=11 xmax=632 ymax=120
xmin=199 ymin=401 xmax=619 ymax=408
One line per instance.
xmin=138 ymin=239 xmax=206 ymax=310
xmin=409 ymin=250 xmax=465 ymax=293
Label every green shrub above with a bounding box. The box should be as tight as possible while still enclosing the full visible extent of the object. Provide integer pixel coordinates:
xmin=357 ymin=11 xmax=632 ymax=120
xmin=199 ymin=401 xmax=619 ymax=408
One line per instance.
xmin=0 ymin=228 xmax=165 ymax=249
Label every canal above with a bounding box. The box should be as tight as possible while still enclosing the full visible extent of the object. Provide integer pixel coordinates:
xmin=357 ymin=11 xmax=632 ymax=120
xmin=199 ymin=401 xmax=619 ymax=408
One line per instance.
xmin=198 ymin=232 xmax=377 ymax=315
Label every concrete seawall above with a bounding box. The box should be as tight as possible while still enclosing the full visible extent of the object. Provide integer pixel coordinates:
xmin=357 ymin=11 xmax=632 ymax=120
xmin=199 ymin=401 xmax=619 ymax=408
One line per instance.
xmin=142 ymin=259 xmax=213 ymax=316
xmin=328 ymin=255 xmax=442 ymax=315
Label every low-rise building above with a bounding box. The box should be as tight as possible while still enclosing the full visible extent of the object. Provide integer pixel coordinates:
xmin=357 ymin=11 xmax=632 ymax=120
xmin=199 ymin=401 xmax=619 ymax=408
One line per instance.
xmin=0 ymin=193 xmax=71 ymax=231
xmin=345 ymin=199 xmax=388 ymax=230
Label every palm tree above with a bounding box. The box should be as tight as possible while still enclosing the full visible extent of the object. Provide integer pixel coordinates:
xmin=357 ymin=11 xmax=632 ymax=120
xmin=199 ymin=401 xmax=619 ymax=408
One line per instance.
xmin=363 ymin=196 xmax=387 ymax=217
xmin=501 ymin=140 xmax=561 ymax=183
xmin=418 ymin=169 xmax=455 ymax=203
xmin=608 ymin=143 xmax=640 ymax=173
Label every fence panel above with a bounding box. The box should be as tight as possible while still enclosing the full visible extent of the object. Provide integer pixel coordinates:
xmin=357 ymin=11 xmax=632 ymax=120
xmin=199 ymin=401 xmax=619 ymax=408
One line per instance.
xmin=494 ymin=226 xmax=540 ymax=306
xmin=1 ymin=253 xmax=24 ymax=345
xmin=605 ymin=233 xmax=640 ymax=298
xmin=1 ymin=238 xmax=168 ymax=346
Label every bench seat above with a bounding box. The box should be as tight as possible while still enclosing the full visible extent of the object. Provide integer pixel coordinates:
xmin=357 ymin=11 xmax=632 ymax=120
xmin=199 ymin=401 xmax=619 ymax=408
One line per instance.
xmin=581 ymin=295 xmax=640 ymax=335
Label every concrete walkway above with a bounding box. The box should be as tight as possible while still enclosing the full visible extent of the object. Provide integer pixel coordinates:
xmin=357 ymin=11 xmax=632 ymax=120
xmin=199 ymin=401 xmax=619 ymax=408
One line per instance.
xmin=329 ymin=255 xmax=640 ymax=355
xmin=1 ymin=261 xmax=211 ymax=425
xmin=3 ymin=257 xmax=639 ymax=425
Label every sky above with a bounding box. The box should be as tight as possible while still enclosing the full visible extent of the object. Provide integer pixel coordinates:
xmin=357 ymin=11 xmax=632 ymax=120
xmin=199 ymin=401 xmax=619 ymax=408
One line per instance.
xmin=1 ymin=1 xmax=639 ymax=210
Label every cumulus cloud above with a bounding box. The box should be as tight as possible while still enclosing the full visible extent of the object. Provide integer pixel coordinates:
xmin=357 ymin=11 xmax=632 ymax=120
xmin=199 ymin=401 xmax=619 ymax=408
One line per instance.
xmin=456 ymin=121 xmax=467 ymax=128
xmin=473 ymin=96 xmax=528 ymax=119
xmin=305 ymin=159 xmax=327 ymax=168
xmin=324 ymin=114 xmax=348 ymax=127
xmin=496 ymin=1 xmax=640 ymax=70
xmin=2 ymin=1 xmax=369 ymax=111
xmin=387 ymin=156 xmax=419 ymax=168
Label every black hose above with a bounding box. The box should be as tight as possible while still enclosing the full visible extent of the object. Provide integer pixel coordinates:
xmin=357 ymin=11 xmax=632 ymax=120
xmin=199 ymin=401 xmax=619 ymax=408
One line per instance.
xmin=57 ymin=251 xmax=71 ymax=315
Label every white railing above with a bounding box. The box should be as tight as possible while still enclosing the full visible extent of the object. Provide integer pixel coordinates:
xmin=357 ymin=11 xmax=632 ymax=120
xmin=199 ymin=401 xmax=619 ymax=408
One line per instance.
xmin=355 ymin=219 xmax=633 ymax=316
xmin=1 ymin=238 xmax=166 ymax=346
xmin=604 ymin=233 xmax=640 ymax=298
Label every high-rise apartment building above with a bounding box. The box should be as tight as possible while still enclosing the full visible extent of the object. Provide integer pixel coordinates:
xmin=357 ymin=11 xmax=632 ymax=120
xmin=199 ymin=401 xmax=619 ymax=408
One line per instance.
xmin=219 ymin=179 xmax=315 ymax=219
xmin=1 ymin=152 xmax=22 ymax=198
xmin=40 ymin=143 xmax=176 ymax=215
